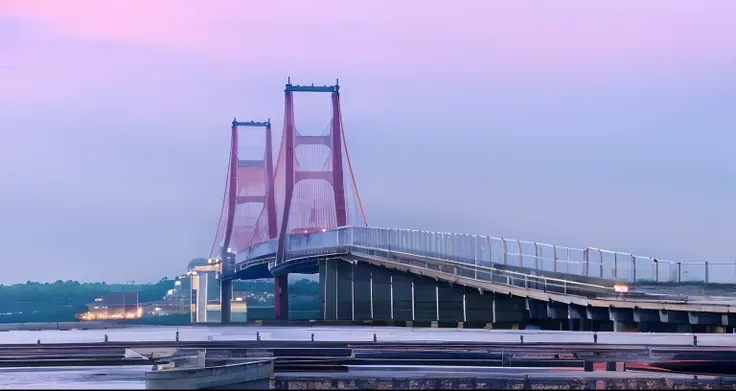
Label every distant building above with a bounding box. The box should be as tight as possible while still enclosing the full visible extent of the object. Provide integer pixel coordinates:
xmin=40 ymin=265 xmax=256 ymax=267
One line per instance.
xmin=187 ymin=260 xmax=247 ymax=323
xmin=142 ymin=280 xmax=191 ymax=316
xmin=77 ymin=292 xmax=142 ymax=321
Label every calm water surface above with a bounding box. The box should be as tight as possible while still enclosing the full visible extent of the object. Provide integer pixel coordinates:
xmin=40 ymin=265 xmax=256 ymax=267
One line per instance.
xmin=0 ymin=325 xmax=733 ymax=388
xmin=0 ymin=366 xmax=147 ymax=389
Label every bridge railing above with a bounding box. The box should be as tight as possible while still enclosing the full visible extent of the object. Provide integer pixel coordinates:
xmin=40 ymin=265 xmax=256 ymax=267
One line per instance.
xmin=281 ymin=230 xmax=346 ymax=263
xmin=231 ymin=239 xmax=279 ymax=274
xmin=346 ymin=227 xmax=619 ymax=296
xmin=344 ymin=226 xmax=735 ymax=284
xmin=233 ymin=226 xmax=734 ymax=284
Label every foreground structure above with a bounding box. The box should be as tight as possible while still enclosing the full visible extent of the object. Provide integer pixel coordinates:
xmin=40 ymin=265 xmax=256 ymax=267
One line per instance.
xmin=196 ymin=78 xmax=736 ymax=333
xmin=4 ymin=326 xmax=736 ymax=389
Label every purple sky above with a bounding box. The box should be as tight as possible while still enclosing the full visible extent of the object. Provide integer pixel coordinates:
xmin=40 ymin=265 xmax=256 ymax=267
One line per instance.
xmin=1 ymin=1 xmax=735 ymax=284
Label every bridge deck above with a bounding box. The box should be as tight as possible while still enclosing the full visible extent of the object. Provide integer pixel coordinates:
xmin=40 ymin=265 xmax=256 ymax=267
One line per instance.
xmin=348 ymin=252 xmax=736 ymax=314
xmin=232 ymin=244 xmax=736 ymax=315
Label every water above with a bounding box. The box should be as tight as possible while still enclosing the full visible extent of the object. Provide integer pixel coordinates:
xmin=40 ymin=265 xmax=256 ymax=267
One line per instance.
xmin=0 ymin=366 xmax=148 ymax=389
xmin=1 ymin=325 xmax=736 ymax=388
xmin=1 ymin=324 xmax=735 ymax=346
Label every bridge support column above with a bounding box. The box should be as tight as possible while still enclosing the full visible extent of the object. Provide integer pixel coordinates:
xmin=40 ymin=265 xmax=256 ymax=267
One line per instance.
xmin=609 ymin=308 xmax=635 ymax=332
xmin=391 ymin=273 xmax=413 ymax=322
xmin=613 ymin=320 xmax=636 ymax=332
xmin=675 ymin=324 xmax=693 ymax=333
xmin=586 ymin=307 xmax=609 ymax=331
xmin=337 ymin=261 xmax=355 ymax=320
xmin=722 ymin=315 xmax=736 ymax=327
xmin=688 ymin=311 xmax=722 ymax=326
xmin=437 ymin=281 xmax=464 ymax=324
xmin=353 ymin=262 xmax=373 ymax=320
xmin=371 ymin=267 xmax=393 ymax=321
xmin=659 ymin=310 xmax=689 ymax=328
xmin=464 ymin=288 xmax=494 ymax=327
xmin=412 ymin=275 xmax=439 ymax=323
xmin=633 ymin=309 xmax=659 ymax=323
xmin=493 ymin=293 xmax=528 ymax=327
xmin=221 ymin=279 xmax=232 ymax=324
xmin=569 ymin=304 xmax=586 ymax=331
xmin=320 ymin=259 xmax=362 ymax=321
xmin=274 ymin=274 xmax=289 ymax=321
xmin=546 ymin=301 xmax=568 ymax=319
xmin=526 ymin=298 xmax=548 ymax=320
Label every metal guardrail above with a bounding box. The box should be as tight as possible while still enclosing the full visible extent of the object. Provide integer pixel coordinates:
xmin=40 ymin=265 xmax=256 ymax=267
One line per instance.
xmin=233 ymin=242 xmax=620 ymax=299
xmin=348 ymin=244 xmax=620 ymax=298
xmin=230 ymin=226 xmax=735 ymax=285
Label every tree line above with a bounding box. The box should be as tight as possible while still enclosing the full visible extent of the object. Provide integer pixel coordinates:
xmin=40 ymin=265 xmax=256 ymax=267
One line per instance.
xmin=0 ymin=277 xmax=320 ymax=323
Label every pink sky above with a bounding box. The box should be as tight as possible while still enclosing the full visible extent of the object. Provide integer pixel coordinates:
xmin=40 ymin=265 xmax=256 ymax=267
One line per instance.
xmin=3 ymin=0 xmax=734 ymax=74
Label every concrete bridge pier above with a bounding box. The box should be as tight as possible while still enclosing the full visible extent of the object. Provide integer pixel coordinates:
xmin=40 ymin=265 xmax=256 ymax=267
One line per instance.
xmin=568 ymin=304 xmax=586 ymax=331
xmin=491 ymin=294 xmax=527 ymax=328
xmin=274 ymin=274 xmax=289 ymax=321
xmin=633 ymin=309 xmax=665 ymax=332
xmin=658 ymin=310 xmax=691 ymax=332
xmin=688 ymin=311 xmax=722 ymax=327
xmin=609 ymin=308 xmax=636 ymax=332
xmin=221 ymin=279 xmax=232 ymax=324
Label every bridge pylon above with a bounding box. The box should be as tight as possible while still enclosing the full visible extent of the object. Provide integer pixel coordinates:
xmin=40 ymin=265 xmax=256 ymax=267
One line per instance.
xmin=267 ymin=78 xmax=367 ymax=320
xmin=210 ymin=119 xmax=276 ymax=323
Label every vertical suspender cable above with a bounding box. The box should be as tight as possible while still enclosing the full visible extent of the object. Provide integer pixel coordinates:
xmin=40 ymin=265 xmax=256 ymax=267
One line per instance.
xmin=338 ymin=101 xmax=368 ymax=226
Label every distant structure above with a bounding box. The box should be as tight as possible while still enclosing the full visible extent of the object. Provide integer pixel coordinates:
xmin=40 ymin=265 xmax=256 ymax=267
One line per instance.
xmin=77 ymin=292 xmax=142 ymax=321
xmin=141 ymin=279 xmax=191 ymax=317
xmin=183 ymin=258 xmax=247 ymax=323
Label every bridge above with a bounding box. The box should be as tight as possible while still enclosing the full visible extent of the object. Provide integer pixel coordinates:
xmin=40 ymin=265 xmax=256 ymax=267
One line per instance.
xmin=192 ymin=78 xmax=736 ymax=333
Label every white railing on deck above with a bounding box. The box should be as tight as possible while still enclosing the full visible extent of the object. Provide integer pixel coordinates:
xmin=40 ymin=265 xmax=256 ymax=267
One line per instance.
xmin=231 ymin=226 xmax=733 ymax=284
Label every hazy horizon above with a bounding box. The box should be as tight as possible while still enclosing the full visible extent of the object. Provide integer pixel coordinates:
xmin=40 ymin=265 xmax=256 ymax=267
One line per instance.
xmin=1 ymin=1 xmax=734 ymax=284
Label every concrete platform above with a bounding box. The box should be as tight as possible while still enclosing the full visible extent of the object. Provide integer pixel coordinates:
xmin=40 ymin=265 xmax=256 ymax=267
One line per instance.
xmin=145 ymin=359 xmax=273 ymax=390
xmin=2 ymin=325 xmax=736 ymax=347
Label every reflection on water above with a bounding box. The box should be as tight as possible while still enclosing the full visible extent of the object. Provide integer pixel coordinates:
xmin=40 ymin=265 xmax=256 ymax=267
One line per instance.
xmin=2 ymin=325 xmax=735 ymax=389
xmin=0 ymin=366 xmax=271 ymax=390
xmin=0 ymin=366 xmax=148 ymax=389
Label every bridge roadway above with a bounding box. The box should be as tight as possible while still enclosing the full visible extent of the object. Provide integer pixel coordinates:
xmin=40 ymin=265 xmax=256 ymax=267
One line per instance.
xmin=227 ymin=227 xmax=736 ymax=330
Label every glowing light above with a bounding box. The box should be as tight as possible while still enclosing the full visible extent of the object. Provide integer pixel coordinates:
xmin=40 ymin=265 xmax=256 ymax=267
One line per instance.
xmin=613 ymin=284 xmax=629 ymax=293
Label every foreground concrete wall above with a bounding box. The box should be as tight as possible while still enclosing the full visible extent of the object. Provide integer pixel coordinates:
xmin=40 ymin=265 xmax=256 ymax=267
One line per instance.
xmin=272 ymin=376 xmax=736 ymax=390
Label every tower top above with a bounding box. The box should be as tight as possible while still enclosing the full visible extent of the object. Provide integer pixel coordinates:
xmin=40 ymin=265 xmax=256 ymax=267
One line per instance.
xmin=232 ymin=119 xmax=270 ymax=127
xmin=284 ymin=77 xmax=339 ymax=93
